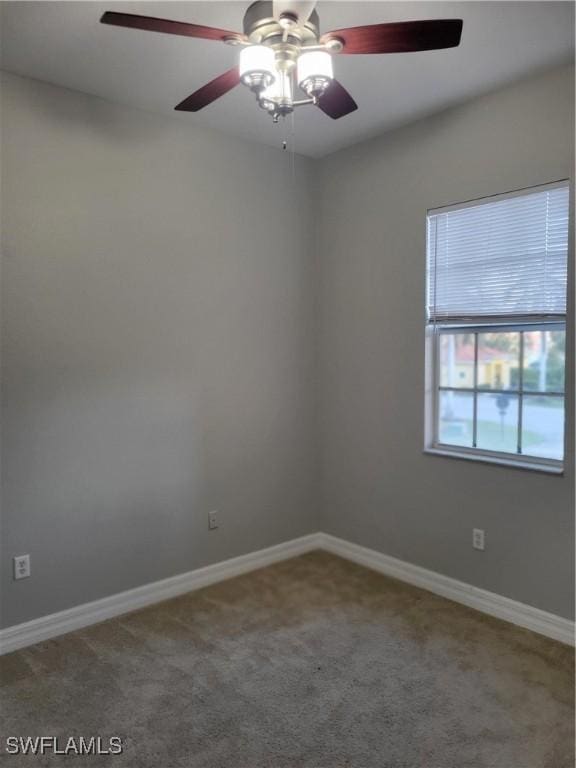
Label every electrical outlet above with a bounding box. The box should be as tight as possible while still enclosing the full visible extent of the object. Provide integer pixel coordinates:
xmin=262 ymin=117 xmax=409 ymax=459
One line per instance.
xmin=208 ymin=510 xmax=219 ymax=530
xmin=14 ymin=554 xmax=31 ymax=580
xmin=472 ymin=528 xmax=485 ymax=551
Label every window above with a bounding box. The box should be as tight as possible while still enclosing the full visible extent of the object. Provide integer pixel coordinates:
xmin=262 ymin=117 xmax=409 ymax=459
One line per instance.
xmin=425 ymin=181 xmax=569 ymax=471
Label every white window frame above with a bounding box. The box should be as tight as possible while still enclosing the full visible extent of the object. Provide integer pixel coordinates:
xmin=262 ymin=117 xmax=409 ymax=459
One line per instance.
xmin=424 ymin=182 xmax=569 ymax=474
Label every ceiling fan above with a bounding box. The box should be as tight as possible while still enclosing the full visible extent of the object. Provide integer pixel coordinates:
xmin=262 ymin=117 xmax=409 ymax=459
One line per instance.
xmin=100 ymin=1 xmax=463 ymax=122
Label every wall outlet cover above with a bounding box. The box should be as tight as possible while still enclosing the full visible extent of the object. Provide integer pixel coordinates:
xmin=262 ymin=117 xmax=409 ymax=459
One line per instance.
xmin=473 ymin=528 xmax=485 ymax=551
xmin=14 ymin=554 xmax=31 ymax=580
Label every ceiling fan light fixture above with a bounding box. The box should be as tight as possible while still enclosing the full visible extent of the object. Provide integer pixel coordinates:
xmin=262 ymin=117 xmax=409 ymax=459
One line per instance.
xmin=259 ymin=69 xmax=293 ymax=115
xmin=297 ymin=50 xmax=333 ymax=97
xmin=239 ymin=45 xmax=276 ymax=92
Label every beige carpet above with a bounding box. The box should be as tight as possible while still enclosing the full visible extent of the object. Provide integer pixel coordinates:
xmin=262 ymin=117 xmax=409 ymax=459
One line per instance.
xmin=0 ymin=551 xmax=573 ymax=767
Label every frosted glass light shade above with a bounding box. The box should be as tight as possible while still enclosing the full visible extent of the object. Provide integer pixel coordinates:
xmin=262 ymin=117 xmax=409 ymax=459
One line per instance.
xmin=297 ymin=51 xmax=333 ymax=96
xmin=239 ymin=45 xmax=276 ymax=91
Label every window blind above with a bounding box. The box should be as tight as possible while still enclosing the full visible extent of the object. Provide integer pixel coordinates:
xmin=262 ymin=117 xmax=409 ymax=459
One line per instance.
xmin=427 ymin=182 xmax=569 ymax=322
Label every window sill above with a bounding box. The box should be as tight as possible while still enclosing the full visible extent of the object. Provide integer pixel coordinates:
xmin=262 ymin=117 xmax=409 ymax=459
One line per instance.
xmin=424 ymin=446 xmax=564 ymax=475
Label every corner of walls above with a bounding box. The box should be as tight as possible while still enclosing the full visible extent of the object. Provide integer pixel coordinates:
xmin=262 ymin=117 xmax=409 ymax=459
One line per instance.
xmin=1 ymin=64 xmax=574 ymax=631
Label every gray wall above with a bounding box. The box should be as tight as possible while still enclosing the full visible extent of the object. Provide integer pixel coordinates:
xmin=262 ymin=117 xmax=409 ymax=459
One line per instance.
xmin=2 ymin=64 xmax=574 ymax=630
xmin=318 ymin=64 xmax=575 ymax=620
xmin=0 ymin=73 xmax=319 ymax=628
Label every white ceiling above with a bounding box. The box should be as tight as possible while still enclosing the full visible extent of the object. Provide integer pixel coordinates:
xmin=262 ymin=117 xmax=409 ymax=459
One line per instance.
xmin=1 ymin=1 xmax=573 ymax=157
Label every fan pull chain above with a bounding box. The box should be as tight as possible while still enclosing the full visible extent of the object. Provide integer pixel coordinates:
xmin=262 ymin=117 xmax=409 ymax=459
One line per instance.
xmin=274 ymin=115 xmax=296 ymax=185
xmin=278 ymin=115 xmax=289 ymax=152
xmin=290 ymin=110 xmax=296 ymax=184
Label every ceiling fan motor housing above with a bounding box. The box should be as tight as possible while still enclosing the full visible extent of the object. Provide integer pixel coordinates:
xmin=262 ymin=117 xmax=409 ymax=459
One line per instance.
xmin=243 ymin=0 xmax=320 ymax=74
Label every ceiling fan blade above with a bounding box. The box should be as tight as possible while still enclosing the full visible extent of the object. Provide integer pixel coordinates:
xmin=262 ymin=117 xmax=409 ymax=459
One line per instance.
xmin=321 ymin=19 xmax=463 ymax=54
xmin=273 ymin=1 xmax=316 ymax=23
xmin=317 ymin=80 xmax=358 ymax=119
xmin=174 ymin=68 xmax=241 ymax=112
xmin=100 ymin=12 xmax=245 ymax=43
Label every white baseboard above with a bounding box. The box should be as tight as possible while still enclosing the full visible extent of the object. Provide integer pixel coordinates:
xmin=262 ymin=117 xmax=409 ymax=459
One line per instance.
xmin=318 ymin=533 xmax=575 ymax=647
xmin=0 ymin=533 xmax=322 ymax=655
xmin=1 ymin=530 xmax=573 ymax=654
